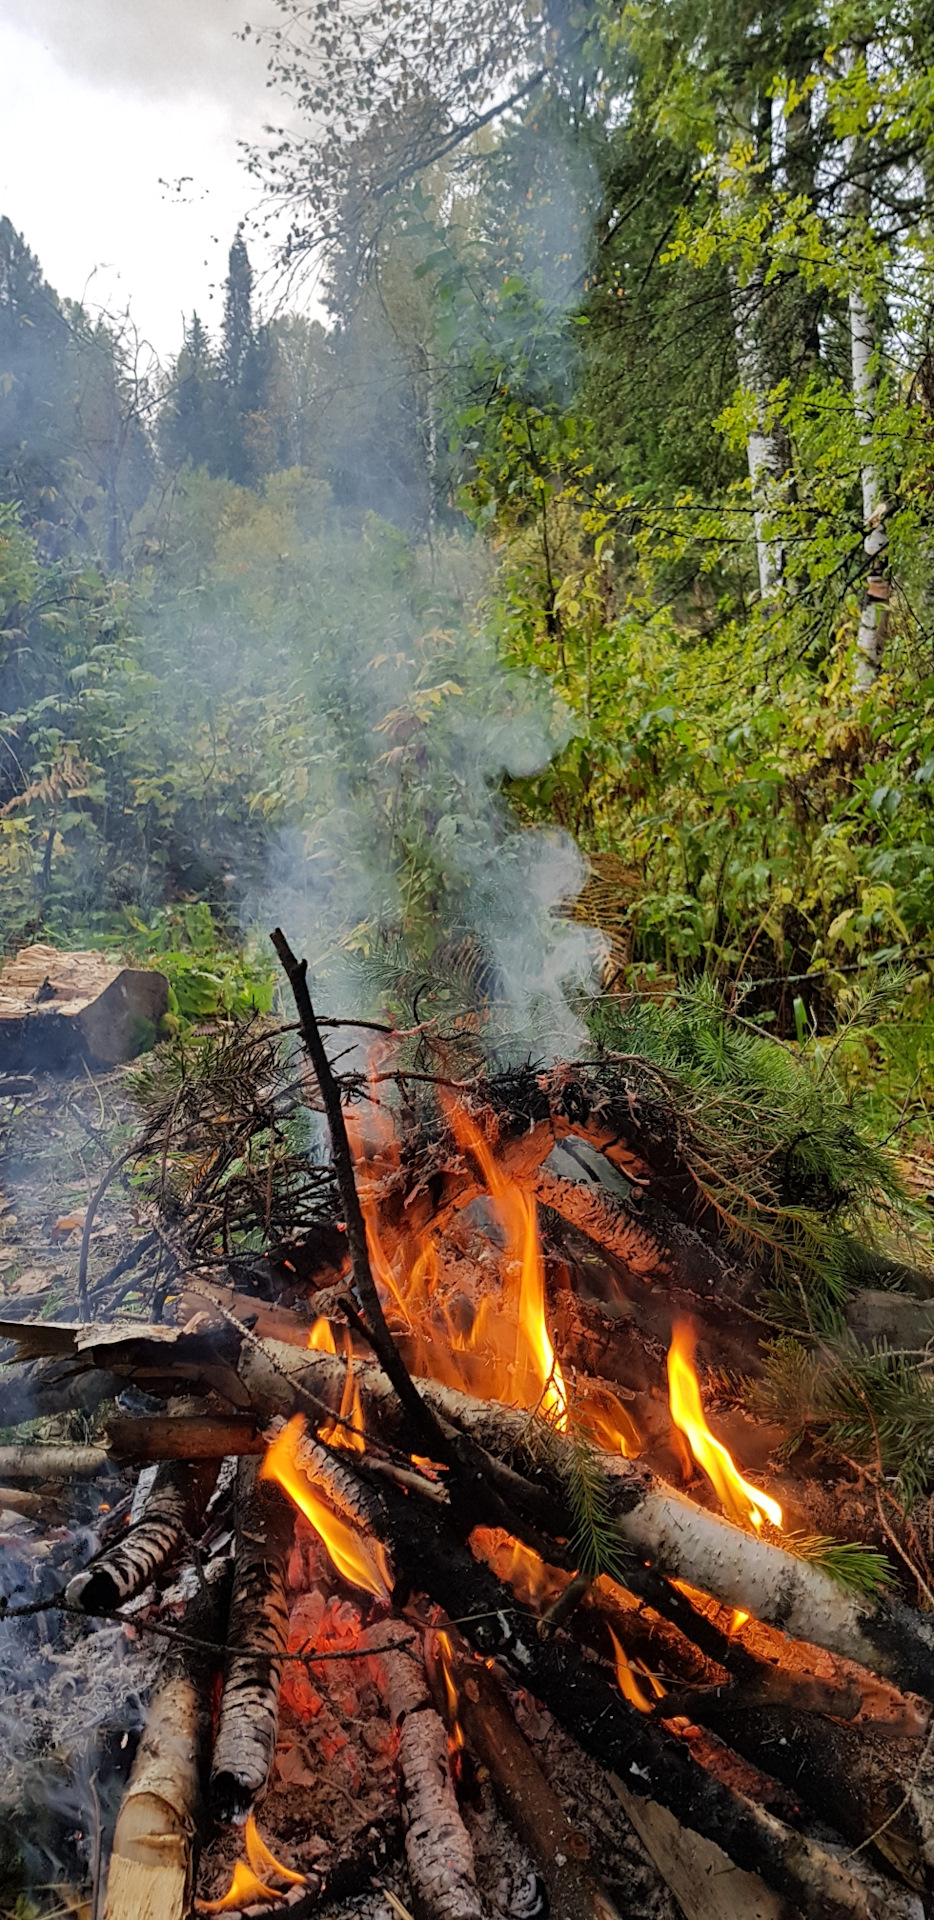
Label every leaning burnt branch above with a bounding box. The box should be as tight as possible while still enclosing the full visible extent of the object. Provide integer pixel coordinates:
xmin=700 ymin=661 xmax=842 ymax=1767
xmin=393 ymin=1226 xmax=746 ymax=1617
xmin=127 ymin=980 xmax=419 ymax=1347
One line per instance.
xmin=209 ymin=1457 xmax=294 ymax=1824
xmin=270 ymin=926 xmax=454 ymax=1462
xmin=436 ymin=1630 xmax=625 ymax=1920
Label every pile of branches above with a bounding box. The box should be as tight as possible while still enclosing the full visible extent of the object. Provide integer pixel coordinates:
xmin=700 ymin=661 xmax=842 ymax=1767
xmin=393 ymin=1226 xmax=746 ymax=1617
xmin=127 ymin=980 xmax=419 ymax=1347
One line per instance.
xmin=3 ymin=933 xmax=934 ymax=1920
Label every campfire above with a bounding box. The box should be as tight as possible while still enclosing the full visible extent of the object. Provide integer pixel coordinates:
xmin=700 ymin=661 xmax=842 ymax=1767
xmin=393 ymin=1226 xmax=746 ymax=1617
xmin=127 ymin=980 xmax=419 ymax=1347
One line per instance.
xmin=2 ymin=927 xmax=933 ymax=1920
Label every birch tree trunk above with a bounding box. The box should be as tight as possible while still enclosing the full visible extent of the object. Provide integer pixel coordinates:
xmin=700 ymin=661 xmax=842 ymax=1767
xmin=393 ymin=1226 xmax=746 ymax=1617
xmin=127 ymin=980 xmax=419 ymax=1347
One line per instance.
xmin=845 ymin=49 xmax=889 ymax=690
xmin=718 ymin=104 xmax=787 ymax=599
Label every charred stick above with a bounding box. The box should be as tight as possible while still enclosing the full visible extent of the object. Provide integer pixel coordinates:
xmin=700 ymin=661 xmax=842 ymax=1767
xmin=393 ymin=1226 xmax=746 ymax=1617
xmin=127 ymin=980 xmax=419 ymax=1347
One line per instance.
xmin=77 ymin=1140 xmax=140 ymax=1319
xmin=209 ymin=1457 xmax=294 ymax=1824
xmin=67 ymin=1445 xmax=218 ymax=1610
xmin=103 ymin=1563 xmax=230 ymax=1920
xmin=75 ymin=1456 xmax=217 ymax=1608
xmin=363 ymin=1621 xmax=486 ymax=1920
xmin=270 ymin=927 xmax=453 ymax=1465
xmin=105 ymin=1415 xmax=263 ymax=1464
xmin=370 ymin=1487 xmax=920 ymax=1920
xmin=437 ymin=1633 xmax=624 ymax=1920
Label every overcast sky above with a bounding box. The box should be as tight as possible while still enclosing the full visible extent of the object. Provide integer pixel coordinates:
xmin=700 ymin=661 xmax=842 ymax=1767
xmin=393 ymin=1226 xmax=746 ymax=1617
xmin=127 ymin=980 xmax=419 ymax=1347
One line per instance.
xmin=0 ymin=0 xmax=302 ymax=361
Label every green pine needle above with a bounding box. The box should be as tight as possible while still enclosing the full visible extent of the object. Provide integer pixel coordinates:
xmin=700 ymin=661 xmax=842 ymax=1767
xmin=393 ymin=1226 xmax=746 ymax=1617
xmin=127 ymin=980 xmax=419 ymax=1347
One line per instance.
xmin=785 ymin=1532 xmax=895 ymax=1597
xmin=561 ymin=1428 xmax=630 ymax=1584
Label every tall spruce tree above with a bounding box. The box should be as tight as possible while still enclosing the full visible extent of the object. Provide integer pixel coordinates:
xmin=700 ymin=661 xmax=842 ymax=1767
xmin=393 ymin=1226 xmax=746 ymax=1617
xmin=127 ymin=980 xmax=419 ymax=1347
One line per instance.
xmin=160 ymin=313 xmax=220 ymax=474
xmin=219 ymin=230 xmax=260 ymax=483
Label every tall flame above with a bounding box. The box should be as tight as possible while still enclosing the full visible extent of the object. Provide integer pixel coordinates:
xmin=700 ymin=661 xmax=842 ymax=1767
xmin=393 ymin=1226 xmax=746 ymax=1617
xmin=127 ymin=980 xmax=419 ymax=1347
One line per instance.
xmin=261 ymin=1416 xmax=392 ymax=1600
xmin=667 ymin=1324 xmax=782 ymax=1533
xmin=320 ymin=1333 xmax=365 ymax=1452
xmin=442 ymin=1098 xmax=568 ymax=1427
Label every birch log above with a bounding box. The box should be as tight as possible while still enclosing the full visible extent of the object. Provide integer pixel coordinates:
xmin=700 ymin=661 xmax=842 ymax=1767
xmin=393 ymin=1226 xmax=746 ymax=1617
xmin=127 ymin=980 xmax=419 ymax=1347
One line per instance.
xmin=364 ymin=1621 xmax=486 ymax=1920
xmin=66 ymin=1450 xmax=218 ymax=1610
xmin=209 ymin=1457 xmax=294 ymax=1823
xmin=103 ymin=1569 xmax=227 ymax=1920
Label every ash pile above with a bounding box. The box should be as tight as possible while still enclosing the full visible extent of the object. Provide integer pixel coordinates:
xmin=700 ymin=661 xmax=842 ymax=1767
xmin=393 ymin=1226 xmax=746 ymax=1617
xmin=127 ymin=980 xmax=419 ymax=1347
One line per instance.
xmin=1 ymin=929 xmax=934 ymax=1920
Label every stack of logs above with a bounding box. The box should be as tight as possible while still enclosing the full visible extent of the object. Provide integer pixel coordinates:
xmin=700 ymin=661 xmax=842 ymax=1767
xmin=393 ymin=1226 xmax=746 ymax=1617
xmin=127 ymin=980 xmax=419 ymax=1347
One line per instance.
xmin=2 ymin=929 xmax=934 ymax=1920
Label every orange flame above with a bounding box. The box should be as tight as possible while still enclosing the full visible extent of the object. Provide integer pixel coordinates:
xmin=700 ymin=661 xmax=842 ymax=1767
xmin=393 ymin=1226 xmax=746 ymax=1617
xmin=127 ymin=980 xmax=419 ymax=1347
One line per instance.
xmin=320 ymin=1333 xmax=365 ymax=1452
xmin=607 ymin=1625 xmax=653 ymax=1713
xmin=307 ymin=1317 xmax=337 ymax=1352
xmin=195 ymin=1819 xmax=305 ymax=1913
xmin=245 ymin=1814 xmax=305 ymax=1887
xmin=195 ymin=1860 xmax=278 ymax=1913
xmin=667 ymin=1325 xmax=782 ymax=1533
xmin=440 ymin=1098 xmax=567 ymax=1427
xmin=729 ymin=1609 xmax=750 ymax=1635
xmin=261 ymin=1416 xmax=392 ymax=1600
xmin=435 ymin=1629 xmax=465 ymax=1754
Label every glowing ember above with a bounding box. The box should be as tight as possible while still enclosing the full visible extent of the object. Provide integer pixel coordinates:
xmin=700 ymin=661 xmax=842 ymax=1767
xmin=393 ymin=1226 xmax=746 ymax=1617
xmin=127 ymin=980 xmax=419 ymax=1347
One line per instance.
xmin=470 ymin=1527 xmax=567 ymax=1611
xmin=667 ymin=1324 xmax=782 ymax=1533
xmin=261 ymin=1416 xmax=392 ymax=1600
xmin=320 ymin=1333 xmax=365 ymax=1452
xmin=245 ymin=1814 xmax=305 ymax=1887
xmin=195 ymin=1859 xmax=277 ymax=1912
xmin=729 ymin=1608 xmax=750 ymax=1635
xmin=607 ymin=1625 xmax=653 ymax=1713
xmin=307 ymin=1317 xmax=337 ymax=1352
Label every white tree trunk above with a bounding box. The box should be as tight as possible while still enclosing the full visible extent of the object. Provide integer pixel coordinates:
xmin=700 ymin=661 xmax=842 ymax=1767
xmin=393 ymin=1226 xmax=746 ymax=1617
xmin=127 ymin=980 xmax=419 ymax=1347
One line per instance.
xmin=850 ymin=284 xmax=889 ymax=687
xmin=718 ymin=117 xmax=787 ymax=599
xmin=845 ymin=48 xmax=889 ymax=689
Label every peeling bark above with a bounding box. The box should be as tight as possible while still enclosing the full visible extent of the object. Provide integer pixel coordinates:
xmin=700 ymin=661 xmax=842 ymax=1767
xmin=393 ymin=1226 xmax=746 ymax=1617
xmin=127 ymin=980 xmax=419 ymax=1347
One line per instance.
xmin=365 ymin=1621 xmax=486 ymax=1920
xmin=209 ymin=1457 xmax=294 ymax=1823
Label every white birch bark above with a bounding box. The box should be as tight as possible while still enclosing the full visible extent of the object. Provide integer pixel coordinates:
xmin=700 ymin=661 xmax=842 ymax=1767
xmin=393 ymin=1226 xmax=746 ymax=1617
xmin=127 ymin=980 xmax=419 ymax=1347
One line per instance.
xmin=718 ymin=114 xmax=787 ymax=599
xmin=845 ymin=50 xmax=889 ymax=689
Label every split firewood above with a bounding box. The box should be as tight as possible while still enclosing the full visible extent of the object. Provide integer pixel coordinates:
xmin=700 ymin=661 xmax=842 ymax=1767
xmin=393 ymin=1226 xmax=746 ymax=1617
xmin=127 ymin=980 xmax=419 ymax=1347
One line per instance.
xmin=209 ymin=1457 xmax=295 ymax=1824
xmin=103 ymin=1565 xmax=229 ymax=1920
xmin=66 ymin=1433 xmax=218 ymax=1610
xmin=610 ymin=1784 xmax=800 ymax=1920
xmin=433 ymin=1631 xmax=624 ymax=1920
xmin=363 ymin=1620 xmax=487 ymax=1920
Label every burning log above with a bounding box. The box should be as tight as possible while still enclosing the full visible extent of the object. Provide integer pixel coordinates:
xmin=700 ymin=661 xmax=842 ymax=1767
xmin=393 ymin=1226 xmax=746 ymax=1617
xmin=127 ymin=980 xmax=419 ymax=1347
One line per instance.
xmin=364 ymin=1620 xmax=486 ymax=1920
xmin=16 ymin=1311 xmax=934 ymax=1707
xmin=103 ymin=1566 xmax=228 ymax=1920
xmin=209 ymin=1457 xmax=295 ymax=1824
xmin=366 ymin=1487 xmax=922 ymax=1920
xmin=66 ymin=1438 xmax=218 ymax=1611
xmin=433 ymin=1632 xmax=624 ymax=1920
